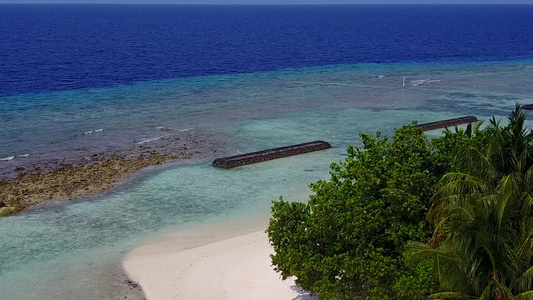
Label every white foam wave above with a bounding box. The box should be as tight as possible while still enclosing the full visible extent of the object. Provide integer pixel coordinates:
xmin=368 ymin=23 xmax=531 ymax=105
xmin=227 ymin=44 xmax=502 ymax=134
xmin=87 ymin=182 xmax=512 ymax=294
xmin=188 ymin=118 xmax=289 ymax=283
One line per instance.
xmin=18 ymin=154 xmax=30 ymax=157
xmin=84 ymin=129 xmax=104 ymax=135
xmin=0 ymin=156 xmax=15 ymax=161
xmin=136 ymin=136 xmax=162 ymax=144
xmin=179 ymin=128 xmax=194 ymax=132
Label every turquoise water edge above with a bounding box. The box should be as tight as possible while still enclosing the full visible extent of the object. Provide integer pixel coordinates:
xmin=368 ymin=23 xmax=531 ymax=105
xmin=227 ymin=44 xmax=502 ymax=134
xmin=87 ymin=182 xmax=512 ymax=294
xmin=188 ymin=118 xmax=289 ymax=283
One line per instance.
xmin=1 ymin=61 xmax=533 ymax=299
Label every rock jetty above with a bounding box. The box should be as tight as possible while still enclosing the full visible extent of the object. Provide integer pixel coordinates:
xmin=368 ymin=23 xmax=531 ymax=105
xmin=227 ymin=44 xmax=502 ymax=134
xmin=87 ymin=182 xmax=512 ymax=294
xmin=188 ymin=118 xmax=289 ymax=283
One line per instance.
xmin=212 ymin=141 xmax=332 ymax=169
xmin=414 ymin=116 xmax=478 ymax=131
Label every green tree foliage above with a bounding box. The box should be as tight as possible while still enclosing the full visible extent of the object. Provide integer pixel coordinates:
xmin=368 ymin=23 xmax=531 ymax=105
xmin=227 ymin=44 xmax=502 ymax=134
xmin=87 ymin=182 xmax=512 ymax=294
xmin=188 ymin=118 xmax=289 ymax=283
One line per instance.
xmin=415 ymin=105 xmax=533 ymax=299
xmin=431 ymin=121 xmax=490 ymax=173
xmin=267 ymin=125 xmax=450 ymax=299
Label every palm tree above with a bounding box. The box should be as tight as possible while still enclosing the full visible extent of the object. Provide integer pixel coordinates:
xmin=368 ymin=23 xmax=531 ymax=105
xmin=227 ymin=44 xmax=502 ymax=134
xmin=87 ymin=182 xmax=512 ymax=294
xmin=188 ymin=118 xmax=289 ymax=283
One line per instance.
xmin=414 ymin=104 xmax=533 ymax=300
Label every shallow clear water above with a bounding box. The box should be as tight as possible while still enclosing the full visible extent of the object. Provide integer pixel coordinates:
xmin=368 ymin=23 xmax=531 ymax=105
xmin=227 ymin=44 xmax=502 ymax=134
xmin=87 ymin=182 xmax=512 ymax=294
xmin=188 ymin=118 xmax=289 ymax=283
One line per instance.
xmin=1 ymin=61 xmax=533 ymax=298
xmin=2 ymin=61 xmax=532 ymax=159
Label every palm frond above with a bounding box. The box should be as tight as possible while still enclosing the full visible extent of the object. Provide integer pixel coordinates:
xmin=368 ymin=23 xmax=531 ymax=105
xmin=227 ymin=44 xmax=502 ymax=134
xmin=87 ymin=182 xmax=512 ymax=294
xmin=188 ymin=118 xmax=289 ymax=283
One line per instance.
xmin=415 ymin=105 xmax=533 ymax=299
xmin=512 ymin=266 xmax=533 ymax=294
xmin=515 ymin=291 xmax=533 ymax=300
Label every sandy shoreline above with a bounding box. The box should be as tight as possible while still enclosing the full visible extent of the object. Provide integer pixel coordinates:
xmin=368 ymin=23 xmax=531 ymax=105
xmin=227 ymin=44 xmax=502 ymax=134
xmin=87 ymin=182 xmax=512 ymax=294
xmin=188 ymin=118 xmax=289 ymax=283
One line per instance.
xmin=123 ymin=220 xmax=317 ymax=300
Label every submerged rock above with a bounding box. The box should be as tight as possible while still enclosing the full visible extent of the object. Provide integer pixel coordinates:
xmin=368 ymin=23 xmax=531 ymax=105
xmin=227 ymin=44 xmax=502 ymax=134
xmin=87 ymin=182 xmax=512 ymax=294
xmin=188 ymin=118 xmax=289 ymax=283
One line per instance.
xmin=0 ymin=153 xmax=180 ymax=217
xmin=0 ymin=128 xmax=233 ymax=217
xmin=0 ymin=205 xmax=20 ymax=217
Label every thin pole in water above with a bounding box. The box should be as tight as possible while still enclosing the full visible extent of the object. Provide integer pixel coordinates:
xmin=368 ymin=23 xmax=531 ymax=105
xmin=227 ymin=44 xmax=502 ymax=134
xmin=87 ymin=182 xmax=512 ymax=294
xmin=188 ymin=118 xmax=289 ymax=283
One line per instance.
xmin=402 ymin=76 xmax=406 ymax=89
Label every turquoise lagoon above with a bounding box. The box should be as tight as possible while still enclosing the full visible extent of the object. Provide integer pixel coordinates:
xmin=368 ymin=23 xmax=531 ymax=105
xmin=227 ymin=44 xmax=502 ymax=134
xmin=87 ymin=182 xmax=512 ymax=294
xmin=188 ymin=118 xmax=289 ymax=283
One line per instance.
xmin=1 ymin=61 xmax=533 ymax=299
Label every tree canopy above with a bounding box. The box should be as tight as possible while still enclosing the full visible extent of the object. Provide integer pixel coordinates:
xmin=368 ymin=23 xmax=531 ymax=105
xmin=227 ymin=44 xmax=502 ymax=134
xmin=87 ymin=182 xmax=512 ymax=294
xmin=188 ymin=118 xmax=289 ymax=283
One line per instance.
xmin=267 ymin=106 xmax=533 ymax=300
xmin=268 ymin=125 xmax=447 ymax=299
xmin=416 ymin=105 xmax=533 ymax=299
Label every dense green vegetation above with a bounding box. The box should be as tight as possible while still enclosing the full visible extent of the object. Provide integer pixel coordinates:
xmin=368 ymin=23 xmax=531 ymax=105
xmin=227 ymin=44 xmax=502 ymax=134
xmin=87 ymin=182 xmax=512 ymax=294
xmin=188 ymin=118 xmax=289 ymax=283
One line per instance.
xmin=417 ymin=106 xmax=533 ymax=299
xmin=267 ymin=105 xmax=533 ymax=300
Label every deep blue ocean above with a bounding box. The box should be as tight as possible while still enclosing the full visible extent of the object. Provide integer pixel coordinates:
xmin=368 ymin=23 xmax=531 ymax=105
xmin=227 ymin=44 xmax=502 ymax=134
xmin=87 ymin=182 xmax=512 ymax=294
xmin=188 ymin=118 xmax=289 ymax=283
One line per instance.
xmin=1 ymin=5 xmax=533 ymax=97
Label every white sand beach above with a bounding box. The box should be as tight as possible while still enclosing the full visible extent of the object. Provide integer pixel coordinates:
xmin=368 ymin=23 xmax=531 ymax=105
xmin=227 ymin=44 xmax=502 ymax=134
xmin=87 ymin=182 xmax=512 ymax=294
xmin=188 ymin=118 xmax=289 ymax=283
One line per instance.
xmin=123 ymin=220 xmax=317 ymax=300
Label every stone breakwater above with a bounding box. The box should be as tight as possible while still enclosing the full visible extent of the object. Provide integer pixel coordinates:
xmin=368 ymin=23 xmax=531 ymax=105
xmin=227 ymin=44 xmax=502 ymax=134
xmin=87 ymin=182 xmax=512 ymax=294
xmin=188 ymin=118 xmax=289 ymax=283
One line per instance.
xmin=0 ymin=128 xmax=231 ymax=217
xmin=413 ymin=116 xmax=479 ymax=132
xmin=212 ymin=141 xmax=332 ymax=169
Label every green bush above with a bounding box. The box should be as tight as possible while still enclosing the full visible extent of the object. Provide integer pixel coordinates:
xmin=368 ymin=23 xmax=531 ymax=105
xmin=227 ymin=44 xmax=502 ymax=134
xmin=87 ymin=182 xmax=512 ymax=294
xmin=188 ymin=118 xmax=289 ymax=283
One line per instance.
xmin=268 ymin=125 xmax=450 ymax=299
